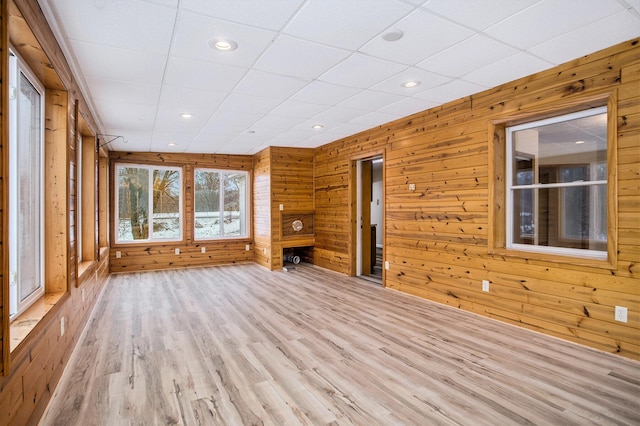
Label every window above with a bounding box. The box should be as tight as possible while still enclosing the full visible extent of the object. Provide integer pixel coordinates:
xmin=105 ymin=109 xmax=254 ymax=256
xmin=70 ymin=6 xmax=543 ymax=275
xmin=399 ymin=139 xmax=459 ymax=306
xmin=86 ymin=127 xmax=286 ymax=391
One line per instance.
xmin=8 ymin=50 xmax=45 ymax=319
xmin=506 ymin=106 xmax=608 ymax=259
xmin=116 ymin=164 xmax=182 ymax=243
xmin=194 ymin=169 xmax=248 ymax=239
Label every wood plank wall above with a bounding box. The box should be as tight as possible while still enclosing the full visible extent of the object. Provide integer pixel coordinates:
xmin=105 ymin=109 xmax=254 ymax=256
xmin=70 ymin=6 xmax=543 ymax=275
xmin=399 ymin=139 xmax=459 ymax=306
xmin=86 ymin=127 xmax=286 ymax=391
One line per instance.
xmin=0 ymin=0 xmax=6 ymax=377
xmin=313 ymin=39 xmax=640 ymax=360
xmin=253 ymin=147 xmax=272 ymax=269
xmin=109 ymin=152 xmax=254 ymax=272
xmin=0 ymin=0 xmax=111 ymax=424
xmin=252 ymin=147 xmax=314 ymax=270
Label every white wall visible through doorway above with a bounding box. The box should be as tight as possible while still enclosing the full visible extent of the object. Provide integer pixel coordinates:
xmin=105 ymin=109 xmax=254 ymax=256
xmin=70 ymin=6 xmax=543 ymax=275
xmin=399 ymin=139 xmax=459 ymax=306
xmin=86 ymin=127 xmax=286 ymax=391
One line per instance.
xmin=371 ymin=159 xmax=383 ymax=248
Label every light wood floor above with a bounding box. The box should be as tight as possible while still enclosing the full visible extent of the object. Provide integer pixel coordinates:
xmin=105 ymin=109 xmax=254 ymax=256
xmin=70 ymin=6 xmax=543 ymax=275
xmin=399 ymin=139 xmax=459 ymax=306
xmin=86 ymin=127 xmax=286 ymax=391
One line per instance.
xmin=41 ymin=263 xmax=640 ymax=425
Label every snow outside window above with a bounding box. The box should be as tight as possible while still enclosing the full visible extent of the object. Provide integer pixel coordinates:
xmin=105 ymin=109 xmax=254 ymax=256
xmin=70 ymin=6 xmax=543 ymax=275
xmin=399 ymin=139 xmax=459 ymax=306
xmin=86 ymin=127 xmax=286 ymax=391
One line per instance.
xmin=116 ymin=164 xmax=182 ymax=243
xmin=194 ymin=169 xmax=248 ymax=240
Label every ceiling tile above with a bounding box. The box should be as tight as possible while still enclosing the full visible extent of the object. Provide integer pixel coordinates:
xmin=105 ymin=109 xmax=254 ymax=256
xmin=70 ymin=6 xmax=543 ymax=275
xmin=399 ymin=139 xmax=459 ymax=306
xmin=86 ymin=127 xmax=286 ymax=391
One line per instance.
xmin=311 ymin=106 xmax=370 ymax=124
xmin=462 ymin=52 xmax=553 ymax=88
xmin=252 ymin=115 xmax=307 ymax=131
xmin=529 ymin=11 xmax=640 ymax=64
xmin=290 ymin=81 xmax=362 ymax=105
xmin=411 ymin=79 xmax=487 ymax=104
xmin=485 ymin=0 xmax=626 ymax=49
xmin=149 ymin=130 xmax=200 ymax=151
xmin=220 ymin=93 xmax=284 ymax=115
xmin=234 ymin=70 xmax=310 ymax=99
xmin=181 ymin=0 xmax=304 ymax=31
xmin=360 ymin=8 xmax=476 ymax=65
xmin=377 ymin=97 xmax=438 ymax=117
xmin=97 ymin=101 xmax=158 ymax=132
xmin=163 ymin=57 xmax=247 ymax=91
xmin=339 ymin=90 xmax=404 ymax=111
xmin=51 ymin=0 xmax=176 ymax=53
xmin=102 ymin=128 xmax=153 ymax=151
xmin=283 ymin=0 xmax=413 ymax=50
xmin=350 ymin=111 xmax=403 ymax=126
xmin=371 ymin=67 xmax=451 ymax=95
xmin=171 ymin=11 xmax=276 ymax=68
xmin=254 ymin=35 xmax=351 ymax=79
xmin=423 ymin=0 xmax=539 ymax=31
xmin=319 ymin=53 xmax=408 ymax=89
xmin=417 ymin=34 xmax=519 ymax=78
xmin=70 ymin=41 xmax=167 ymax=84
xmin=269 ymin=100 xmax=329 ymax=119
xmin=85 ymin=77 xmax=161 ymax=105
xmin=152 ymin=107 xmax=211 ymax=132
xmin=157 ymin=85 xmax=228 ymax=110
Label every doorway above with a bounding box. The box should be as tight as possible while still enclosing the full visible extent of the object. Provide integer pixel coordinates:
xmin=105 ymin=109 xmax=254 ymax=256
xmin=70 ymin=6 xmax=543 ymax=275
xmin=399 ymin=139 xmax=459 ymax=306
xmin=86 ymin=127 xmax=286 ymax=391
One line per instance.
xmin=356 ymin=155 xmax=383 ymax=284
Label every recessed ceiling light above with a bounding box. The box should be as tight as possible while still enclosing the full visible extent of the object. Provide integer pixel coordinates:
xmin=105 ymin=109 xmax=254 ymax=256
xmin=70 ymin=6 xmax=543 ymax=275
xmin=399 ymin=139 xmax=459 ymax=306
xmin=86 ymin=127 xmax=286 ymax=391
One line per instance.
xmin=180 ymin=113 xmax=193 ymax=118
xmin=575 ymin=140 xmax=585 ymax=144
xmin=312 ymin=124 xmax=324 ymax=130
xmin=382 ymin=29 xmax=404 ymax=42
xmin=168 ymin=142 xmax=177 ymax=147
xmin=401 ymin=80 xmax=421 ymax=88
xmin=208 ymin=38 xmax=238 ymax=51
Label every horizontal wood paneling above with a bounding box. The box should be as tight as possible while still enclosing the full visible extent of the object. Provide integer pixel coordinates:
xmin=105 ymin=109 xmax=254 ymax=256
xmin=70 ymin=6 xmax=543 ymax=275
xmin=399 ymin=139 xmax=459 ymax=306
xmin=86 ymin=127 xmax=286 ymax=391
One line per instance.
xmin=312 ymin=38 xmax=640 ymax=359
xmin=109 ymin=151 xmax=254 ymax=272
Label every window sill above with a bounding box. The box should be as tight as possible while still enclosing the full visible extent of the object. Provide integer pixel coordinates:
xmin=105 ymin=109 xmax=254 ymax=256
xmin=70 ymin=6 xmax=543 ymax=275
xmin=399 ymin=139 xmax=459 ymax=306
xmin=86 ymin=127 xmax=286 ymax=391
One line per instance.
xmin=78 ymin=260 xmax=95 ymax=278
xmin=10 ymin=291 xmax=65 ymax=352
xmin=489 ymin=247 xmax=616 ymax=270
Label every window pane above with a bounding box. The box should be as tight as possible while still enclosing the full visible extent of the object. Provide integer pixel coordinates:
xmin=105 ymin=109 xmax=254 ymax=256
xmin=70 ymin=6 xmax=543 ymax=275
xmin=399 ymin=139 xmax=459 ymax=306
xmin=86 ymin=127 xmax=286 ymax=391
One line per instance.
xmin=153 ymin=169 xmax=181 ymax=239
xmin=18 ymin=73 xmax=41 ymax=301
xmin=194 ymin=170 xmax=221 ymax=239
xmin=118 ymin=167 xmax=149 ymax=241
xmin=512 ymin=188 xmax=534 ymax=244
xmin=223 ymin=173 xmax=246 ymax=237
xmin=512 ymin=112 xmax=607 ymax=185
xmin=507 ymin=107 xmax=608 ymax=257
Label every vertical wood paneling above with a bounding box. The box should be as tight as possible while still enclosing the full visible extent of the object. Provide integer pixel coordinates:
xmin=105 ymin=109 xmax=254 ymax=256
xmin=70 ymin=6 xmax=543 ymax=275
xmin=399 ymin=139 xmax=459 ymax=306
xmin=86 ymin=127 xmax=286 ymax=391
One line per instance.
xmin=44 ymin=90 xmax=68 ymax=293
xmin=253 ymin=147 xmax=271 ymax=269
xmin=312 ymin=39 xmax=640 ymax=359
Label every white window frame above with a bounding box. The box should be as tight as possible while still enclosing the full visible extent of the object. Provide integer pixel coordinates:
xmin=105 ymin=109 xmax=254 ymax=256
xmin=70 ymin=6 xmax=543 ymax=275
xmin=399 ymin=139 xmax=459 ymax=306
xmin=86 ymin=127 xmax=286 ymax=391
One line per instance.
xmin=505 ymin=106 xmax=608 ymax=260
xmin=114 ymin=164 xmax=183 ymax=244
xmin=194 ymin=168 xmax=249 ymax=240
xmin=8 ymin=48 xmax=46 ymax=320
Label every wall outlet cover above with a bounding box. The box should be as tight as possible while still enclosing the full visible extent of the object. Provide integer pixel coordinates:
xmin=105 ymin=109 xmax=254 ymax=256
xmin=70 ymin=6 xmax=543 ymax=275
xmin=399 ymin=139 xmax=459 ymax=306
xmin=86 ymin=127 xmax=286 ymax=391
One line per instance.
xmin=615 ymin=306 xmax=628 ymax=323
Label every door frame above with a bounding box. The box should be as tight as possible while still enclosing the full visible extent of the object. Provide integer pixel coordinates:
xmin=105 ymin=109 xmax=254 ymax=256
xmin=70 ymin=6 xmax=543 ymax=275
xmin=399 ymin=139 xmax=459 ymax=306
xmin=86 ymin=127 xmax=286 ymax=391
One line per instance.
xmin=349 ymin=150 xmax=385 ymax=284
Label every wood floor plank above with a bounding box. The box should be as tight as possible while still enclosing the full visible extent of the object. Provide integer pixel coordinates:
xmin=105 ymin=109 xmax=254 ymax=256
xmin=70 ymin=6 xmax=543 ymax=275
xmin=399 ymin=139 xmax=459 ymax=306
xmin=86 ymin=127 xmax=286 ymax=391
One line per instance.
xmin=40 ymin=263 xmax=640 ymax=425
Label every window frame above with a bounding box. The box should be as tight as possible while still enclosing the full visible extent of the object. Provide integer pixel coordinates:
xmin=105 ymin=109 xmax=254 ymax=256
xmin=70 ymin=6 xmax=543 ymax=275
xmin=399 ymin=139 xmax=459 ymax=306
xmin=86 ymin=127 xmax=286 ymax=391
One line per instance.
xmin=488 ymin=92 xmax=617 ymax=269
xmin=505 ymin=106 xmax=608 ymax=260
xmin=7 ymin=48 xmax=46 ymax=320
xmin=114 ymin=163 xmax=184 ymax=244
xmin=193 ymin=168 xmax=250 ymax=241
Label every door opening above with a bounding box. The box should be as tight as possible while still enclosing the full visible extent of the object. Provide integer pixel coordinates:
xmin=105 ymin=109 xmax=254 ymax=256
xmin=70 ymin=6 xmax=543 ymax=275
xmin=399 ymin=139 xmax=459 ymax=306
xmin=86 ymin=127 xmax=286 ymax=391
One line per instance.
xmin=356 ymin=156 xmax=383 ymax=284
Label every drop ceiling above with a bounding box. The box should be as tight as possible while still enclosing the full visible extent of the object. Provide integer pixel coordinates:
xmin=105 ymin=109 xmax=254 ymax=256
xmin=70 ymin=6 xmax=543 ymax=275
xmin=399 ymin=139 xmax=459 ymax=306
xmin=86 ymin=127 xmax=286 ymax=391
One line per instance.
xmin=38 ymin=0 xmax=640 ymax=154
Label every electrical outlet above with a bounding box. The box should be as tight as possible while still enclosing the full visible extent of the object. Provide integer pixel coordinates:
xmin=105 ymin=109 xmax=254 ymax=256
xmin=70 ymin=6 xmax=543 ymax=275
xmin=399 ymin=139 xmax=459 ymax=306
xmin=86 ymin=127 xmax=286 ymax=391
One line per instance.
xmin=409 ymin=183 xmax=416 ymax=191
xmin=615 ymin=306 xmax=628 ymax=323
xmin=279 ymin=204 xmax=284 ymax=211
xmin=115 ymin=251 xmax=121 ymax=259
xmin=60 ymin=316 xmax=65 ymax=336
xmin=201 ymin=247 xmax=206 ymax=254
xmin=245 ymin=245 xmax=250 ymax=251
xmin=81 ymin=288 xmax=85 ymax=302
xmin=482 ymin=280 xmax=490 ymax=292
xmin=384 ymin=261 xmax=389 ymax=270
xmin=263 ymin=248 xmax=267 ymax=255
xmin=175 ymin=248 xmax=180 ymax=255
